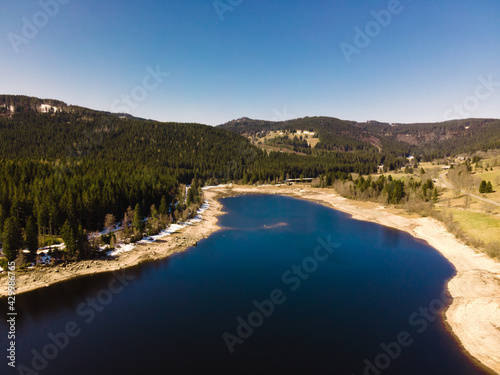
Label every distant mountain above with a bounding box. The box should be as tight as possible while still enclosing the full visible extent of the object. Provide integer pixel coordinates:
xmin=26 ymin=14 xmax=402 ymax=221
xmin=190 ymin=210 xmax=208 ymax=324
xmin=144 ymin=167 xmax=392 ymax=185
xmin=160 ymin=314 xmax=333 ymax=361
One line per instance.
xmin=219 ymin=116 xmax=500 ymax=160
xmin=2 ymin=94 xmax=499 ymax=170
xmin=0 ymin=95 xmax=151 ymax=121
xmin=0 ymin=94 xmax=67 ymax=115
xmin=0 ymin=95 xmax=261 ymax=175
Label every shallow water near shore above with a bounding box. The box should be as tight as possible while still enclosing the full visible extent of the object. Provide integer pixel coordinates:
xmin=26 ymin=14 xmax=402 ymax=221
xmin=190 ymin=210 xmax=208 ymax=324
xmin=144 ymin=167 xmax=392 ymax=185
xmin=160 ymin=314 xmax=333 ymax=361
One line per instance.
xmin=0 ymin=195 xmax=488 ymax=374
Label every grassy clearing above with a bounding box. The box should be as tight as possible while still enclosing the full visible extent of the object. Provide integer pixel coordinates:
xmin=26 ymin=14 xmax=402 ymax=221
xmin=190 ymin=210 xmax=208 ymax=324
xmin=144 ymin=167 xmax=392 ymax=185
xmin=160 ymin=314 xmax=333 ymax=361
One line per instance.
xmin=368 ymin=167 xmax=439 ymax=184
xmin=472 ymin=166 xmax=500 ymax=204
xmin=306 ymin=137 xmax=320 ymax=147
xmin=368 ymin=171 xmax=416 ymax=182
xmin=250 ymin=130 xmax=319 ymax=143
xmin=445 ymin=208 xmax=500 ymax=245
xmin=475 ymin=168 xmax=500 ymax=186
xmin=418 ymin=162 xmax=436 ymax=169
xmin=475 ymin=152 xmax=500 ymax=168
xmin=433 ymin=207 xmax=500 ymax=258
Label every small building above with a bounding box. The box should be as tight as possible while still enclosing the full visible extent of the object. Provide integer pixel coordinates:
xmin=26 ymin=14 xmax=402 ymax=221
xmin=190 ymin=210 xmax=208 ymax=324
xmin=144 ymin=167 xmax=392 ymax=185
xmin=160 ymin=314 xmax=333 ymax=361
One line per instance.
xmin=285 ymin=178 xmax=314 ymax=184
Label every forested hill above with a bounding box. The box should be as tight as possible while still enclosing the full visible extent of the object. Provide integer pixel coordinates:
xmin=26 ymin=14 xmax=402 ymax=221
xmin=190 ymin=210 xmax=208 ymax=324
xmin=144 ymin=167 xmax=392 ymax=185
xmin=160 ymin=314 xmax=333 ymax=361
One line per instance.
xmin=0 ymin=98 xmax=264 ymax=234
xmin=219 ymin=116 xmax=500 ymax=160
xmin=1 ymin=95 xmax=499 ymax=247
xmin=0 ymin=108 xmax=260 ymax=176
xmin=0 ymin=96 xmax=375 ymax=239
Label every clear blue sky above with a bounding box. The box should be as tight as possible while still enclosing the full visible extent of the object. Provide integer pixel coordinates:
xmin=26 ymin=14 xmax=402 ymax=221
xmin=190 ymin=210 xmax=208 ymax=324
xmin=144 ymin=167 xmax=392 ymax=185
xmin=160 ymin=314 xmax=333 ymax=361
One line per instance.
xmin=1 ymin=0 xmax=499 ymax=125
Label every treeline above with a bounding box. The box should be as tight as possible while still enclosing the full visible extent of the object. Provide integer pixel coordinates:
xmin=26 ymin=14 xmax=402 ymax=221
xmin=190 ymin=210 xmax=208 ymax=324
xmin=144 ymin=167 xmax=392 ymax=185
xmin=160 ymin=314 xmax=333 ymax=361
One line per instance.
xmin=317 ymin=173 xmax=438 ymax=206
xmin=0 ymin=157 xmax=205 ymax=263
xmin=0 ymin=160 xmax=177 ymax=234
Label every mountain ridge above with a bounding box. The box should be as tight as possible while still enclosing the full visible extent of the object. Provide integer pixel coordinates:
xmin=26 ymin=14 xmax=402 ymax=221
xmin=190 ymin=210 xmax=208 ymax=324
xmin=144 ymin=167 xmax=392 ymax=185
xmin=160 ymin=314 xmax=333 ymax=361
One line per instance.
xmin=218 ymin=115 xmax=500 ymax=160
xmin=2 ymin=94 xmax=500 ymax=161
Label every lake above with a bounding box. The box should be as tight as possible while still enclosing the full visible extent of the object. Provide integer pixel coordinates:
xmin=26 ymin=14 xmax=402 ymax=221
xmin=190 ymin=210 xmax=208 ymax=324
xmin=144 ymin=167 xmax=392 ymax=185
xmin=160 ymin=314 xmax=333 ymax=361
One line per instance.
xmin=1 ymin=195 xmax=487 ymax=374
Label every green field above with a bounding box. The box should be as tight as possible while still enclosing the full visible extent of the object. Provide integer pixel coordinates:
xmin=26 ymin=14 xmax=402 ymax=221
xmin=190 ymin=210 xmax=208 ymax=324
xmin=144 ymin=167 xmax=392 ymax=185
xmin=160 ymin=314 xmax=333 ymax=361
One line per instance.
xmin=447 ymin=209 xmax=500 ymax=245
xmin=474 ymin=166 xmax=500 ymax=204
xmin=475 ymin=169 xmax=500 ymax=185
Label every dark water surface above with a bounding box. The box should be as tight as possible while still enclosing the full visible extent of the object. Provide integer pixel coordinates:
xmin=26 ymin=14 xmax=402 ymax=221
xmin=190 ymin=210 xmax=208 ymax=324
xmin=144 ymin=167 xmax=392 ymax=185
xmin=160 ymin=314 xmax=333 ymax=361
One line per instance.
xmin=1 ymin=195 xmax=488 ymax=374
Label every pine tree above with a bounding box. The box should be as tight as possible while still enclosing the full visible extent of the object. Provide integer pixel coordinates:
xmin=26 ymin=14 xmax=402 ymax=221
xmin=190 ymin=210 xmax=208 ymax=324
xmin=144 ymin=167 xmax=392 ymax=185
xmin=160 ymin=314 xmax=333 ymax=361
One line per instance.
xmin=187 ymin=186 xmax=195 ymax=205
xmin=159 ymin=195 xmax=168 ymax=215
xmin=2 ymin=217 xmax=21 ymax=262
xmin=61 ymin=219 xmax=77 ymax=256
xmin=486 ymin=181 xmax=493 ymax=193
xmin=132 ymin=203 xmax=144 ymax=234
xmin=104 ymin=213 xmax=116 ymax=231
xmin=150 ymin=204 xmax=159 ymax=219
xmin=25 ymin=217 xmax=38 ymax=260
xmin=432 ymin=188 xmax=439 ymax=202
xmin=48 ymin=201 xmax=58 ymax=237
xmin=36 ymin=202 xmax=48 ymax=239
xmin=76 ymin=224 xmax=90 ymax=260
xmin=0 ymin=204 xmax=6 ymax=235
xmin=122 ymin=206 xmax=134 ymax=237
xmin=9 ymin=194 xmax=22 ymax=220
xmin=479 ymin=180 xmax=487 ymax=193
xmin=148 ymin=204 xmax=160 ymax=234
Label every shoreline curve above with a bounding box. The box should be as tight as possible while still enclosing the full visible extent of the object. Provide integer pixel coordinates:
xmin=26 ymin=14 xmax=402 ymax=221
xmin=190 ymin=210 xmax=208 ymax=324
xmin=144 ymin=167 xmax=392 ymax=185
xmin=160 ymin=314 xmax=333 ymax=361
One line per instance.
xmin=1 ymin=185 xmax=498 ymax=373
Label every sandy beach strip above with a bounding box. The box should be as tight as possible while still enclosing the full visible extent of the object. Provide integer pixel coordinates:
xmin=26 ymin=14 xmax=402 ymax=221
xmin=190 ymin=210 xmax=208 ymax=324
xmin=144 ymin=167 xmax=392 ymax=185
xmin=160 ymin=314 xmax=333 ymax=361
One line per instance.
xmin=1 ymin=184 xmax=498 ymax=373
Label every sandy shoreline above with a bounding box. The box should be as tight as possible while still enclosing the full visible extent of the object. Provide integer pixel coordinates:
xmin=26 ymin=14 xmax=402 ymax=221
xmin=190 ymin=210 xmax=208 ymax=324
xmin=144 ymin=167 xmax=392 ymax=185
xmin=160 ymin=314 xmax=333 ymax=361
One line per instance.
xmin=1 ymin=185 xmax=499 ymax=373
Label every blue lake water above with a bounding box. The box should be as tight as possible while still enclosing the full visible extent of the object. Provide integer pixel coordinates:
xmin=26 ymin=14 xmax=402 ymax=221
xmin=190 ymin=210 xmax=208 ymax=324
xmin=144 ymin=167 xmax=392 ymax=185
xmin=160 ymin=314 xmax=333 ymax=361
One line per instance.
xmin=1 ymin=195 xmax=488 ymax=374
